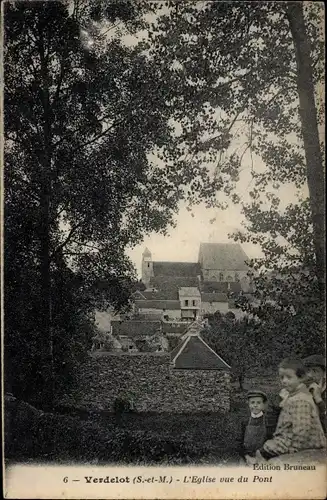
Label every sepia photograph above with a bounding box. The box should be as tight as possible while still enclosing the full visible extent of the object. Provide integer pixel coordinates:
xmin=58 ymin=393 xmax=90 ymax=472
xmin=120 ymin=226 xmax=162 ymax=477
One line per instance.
xmin=2 ymin=0 xmax=326 ymax=498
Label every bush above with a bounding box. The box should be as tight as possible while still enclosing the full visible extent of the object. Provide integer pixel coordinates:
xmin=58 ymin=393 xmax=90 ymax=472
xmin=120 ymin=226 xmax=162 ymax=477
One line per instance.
xmin=113 ymin=397 xmax=132 ymax=415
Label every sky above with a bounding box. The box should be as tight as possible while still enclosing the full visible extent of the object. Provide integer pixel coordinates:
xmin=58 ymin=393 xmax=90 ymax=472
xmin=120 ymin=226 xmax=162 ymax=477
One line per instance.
xmin=126 ymin=180 xmax=305 ymax=279
xmin=104 ymin=7 xmax=315 ymax=279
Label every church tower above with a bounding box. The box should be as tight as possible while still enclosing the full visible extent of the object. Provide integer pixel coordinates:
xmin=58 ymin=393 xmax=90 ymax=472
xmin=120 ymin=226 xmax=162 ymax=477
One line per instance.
xmin=141 ymin=247 xmax=153 ymax=288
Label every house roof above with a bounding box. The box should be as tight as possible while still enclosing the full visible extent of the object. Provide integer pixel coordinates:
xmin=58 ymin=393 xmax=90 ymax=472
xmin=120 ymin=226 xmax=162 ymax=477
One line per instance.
xmin=135 ymin=312 xmax=163 ymax=321
xmin=135 ymin=299 xmax=181 ymax=311
xmin=149 ymin=276 xmax=199 ymax=299
xmin=142 ymin=290 xmax=177 ymax=300
xmin=178 ymin=287 xmax=201 ymax=297
xmin=182 ymin=319 xmax=205 ymax=338
xmin=170 ymin=334 xmax=231 ymax=370
xmin=112 ymin=321 xmax=161 ymax=337
xmin=162 ymin=322 xmax=188 ymax=334
xmin=201 ymin=292 xmax=228 ymax=303
xmin=153 ymin=261 xmax=200 ymax=277
xmin=201 ymin=281 xmax=242 ymax=294
xmin=198 ymin=243 xmax=249 ymax=270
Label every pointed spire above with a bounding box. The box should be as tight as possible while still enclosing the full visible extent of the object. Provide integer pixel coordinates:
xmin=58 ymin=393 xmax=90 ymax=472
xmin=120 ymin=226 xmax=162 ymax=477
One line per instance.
xmin=142 ymin=247 xmax=151 ymax=257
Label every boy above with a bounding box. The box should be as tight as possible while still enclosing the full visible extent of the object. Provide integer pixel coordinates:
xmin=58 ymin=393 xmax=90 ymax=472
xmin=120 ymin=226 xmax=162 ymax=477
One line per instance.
xmin=256 ymin=358 xmax=326 ymax=461
xmin=238 ymin=390 xmax=275 ymax=464
xmin=303 ymin=354 xmax=326 ymax=433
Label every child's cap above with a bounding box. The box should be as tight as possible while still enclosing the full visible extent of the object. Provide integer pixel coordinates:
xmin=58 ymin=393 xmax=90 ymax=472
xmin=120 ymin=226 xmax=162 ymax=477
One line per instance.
xmin=303 ymin=354 xmax=325 ymax=370
xmin=247 ymin=390 xmax=267 ymax=402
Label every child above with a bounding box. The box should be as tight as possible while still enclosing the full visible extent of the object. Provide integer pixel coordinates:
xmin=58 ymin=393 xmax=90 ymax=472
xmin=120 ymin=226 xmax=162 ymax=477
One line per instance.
xmin=256 ymin=358 xmax=326 ymax=461
xmin=238 ymin=390 xmax=274 ymax=464
xmin=303 ymin=354 xmax=326 ymax=433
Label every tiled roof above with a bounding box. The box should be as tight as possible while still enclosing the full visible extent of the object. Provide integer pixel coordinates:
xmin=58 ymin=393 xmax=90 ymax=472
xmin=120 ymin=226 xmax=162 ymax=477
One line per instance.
xmin=170 ymin=335 xmax=230 ymax=370
xmin=136 ymin=299 xmax=181 ymax=311
xmin=141 ymin=290 xmax=176 ymax=300
xmin=179 ymin=287 xmax=201 ymax=297
xmin=149 ymin=276 xmax=199 ymax=299
xmin=201 ymin=293 xmax=228 ymax=302
xmin=112 ymin=321 xmax=161 ymax=337
xmin=200 ymin=281 xmax=242 ymax=294
xmin=198 ymin=243 xmax=249 ymax=270
xmin=134 ymin=313 xmax=163 ymax=321
xmin=153 ymin=261 xmax=200 ymax=277
xmin=162 ymin=322 xmax=188 ymax=334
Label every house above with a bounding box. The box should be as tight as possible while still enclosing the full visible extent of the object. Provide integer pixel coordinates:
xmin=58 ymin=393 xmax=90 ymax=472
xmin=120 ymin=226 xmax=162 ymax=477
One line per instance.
xmin=178 ymin=286 xmax=201 ymax=321
xmin=134 ymin=299 xmax=181 ymax=320
xmin=200 ymin=292 xmax=229 ymax=315
xmin=111 ymin=320 xmax=169 ymax=352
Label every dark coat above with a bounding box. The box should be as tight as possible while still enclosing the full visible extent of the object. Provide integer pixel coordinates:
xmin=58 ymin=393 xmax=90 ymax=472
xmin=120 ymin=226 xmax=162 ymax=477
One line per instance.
xmin=236 ymin=407 xmax=279 ymax=458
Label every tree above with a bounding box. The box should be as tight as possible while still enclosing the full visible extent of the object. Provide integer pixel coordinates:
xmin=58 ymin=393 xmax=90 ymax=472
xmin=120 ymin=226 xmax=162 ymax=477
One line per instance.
xmin=202 ymin=314 xmax=262 ymax=390
xmin=286 ymin=2 xmax=325 ymax=294
xmin=202 ymin=306 xmax=324 ymax=391
xmin=4 ymin=1 xmax=191 ymax=408
xmin=144 ymin=1 xmax=324 ymax=355
xmin=145 ymin=1 xmax=324 ymax=282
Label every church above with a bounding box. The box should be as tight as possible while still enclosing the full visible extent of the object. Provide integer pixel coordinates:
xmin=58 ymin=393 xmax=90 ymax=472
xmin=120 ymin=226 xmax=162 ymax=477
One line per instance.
xmin=135 ymin=242 xmax=253 ymax=322
xmin=141 ymin=242 xmax=251 ymax=289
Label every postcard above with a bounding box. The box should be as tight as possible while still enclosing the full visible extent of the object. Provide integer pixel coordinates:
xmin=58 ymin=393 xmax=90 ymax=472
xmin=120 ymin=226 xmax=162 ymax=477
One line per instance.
xmin=2 ymin=1 xmax=326 ymax=499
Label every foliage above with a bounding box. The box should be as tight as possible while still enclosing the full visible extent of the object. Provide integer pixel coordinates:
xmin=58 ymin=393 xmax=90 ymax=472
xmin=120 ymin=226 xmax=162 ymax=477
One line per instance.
xmin=145 ymin=1 xmax=325 ymax=354
xmin=5 ymin=397 xmax=240 ymax=464
xmin=5 ymin=0 xmax=325 ymax=408
xmin=4 ymin=0 xmax=195 ymax=407
xmin=202 ymin=308 xmax=324 ymax=389
xmin=113 ymin=397 xmax=133 ymax=415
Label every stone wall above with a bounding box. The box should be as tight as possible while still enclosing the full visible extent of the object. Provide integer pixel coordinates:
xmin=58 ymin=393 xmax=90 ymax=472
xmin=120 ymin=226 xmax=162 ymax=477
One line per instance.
xmin=62 ymin=352 xmax=230 ymax=413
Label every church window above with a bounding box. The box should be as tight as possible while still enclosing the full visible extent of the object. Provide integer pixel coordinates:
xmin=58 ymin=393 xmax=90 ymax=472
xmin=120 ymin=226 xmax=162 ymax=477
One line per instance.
xmin=185 ymin=299 xmax=189 ymax=306
xmin=219 ymin=272 xmax=224 ymax=281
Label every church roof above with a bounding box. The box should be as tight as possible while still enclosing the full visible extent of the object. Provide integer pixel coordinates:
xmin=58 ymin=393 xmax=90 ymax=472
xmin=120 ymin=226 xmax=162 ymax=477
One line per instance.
xmin=170 ymin=334 xmax=231 ymax=370
xmin=198 ymin=243 xmax=249 ymax=270
xmin=153 ymin=261 xmax=200 ymax=277
xmin=136 ymin=299 xmax=181 ymax=311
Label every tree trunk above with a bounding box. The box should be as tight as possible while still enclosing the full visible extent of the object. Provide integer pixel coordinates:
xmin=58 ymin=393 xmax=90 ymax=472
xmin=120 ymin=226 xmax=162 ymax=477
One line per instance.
xmin=39 ymin=36 xmax=54 ymax=410
xmin=286 ymin=2 xmax=325 ymax=298
xmin=238 ymin=373 xmax=244 ymax=391
xmin=39 ymin=182 xmax=53 ymax=410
